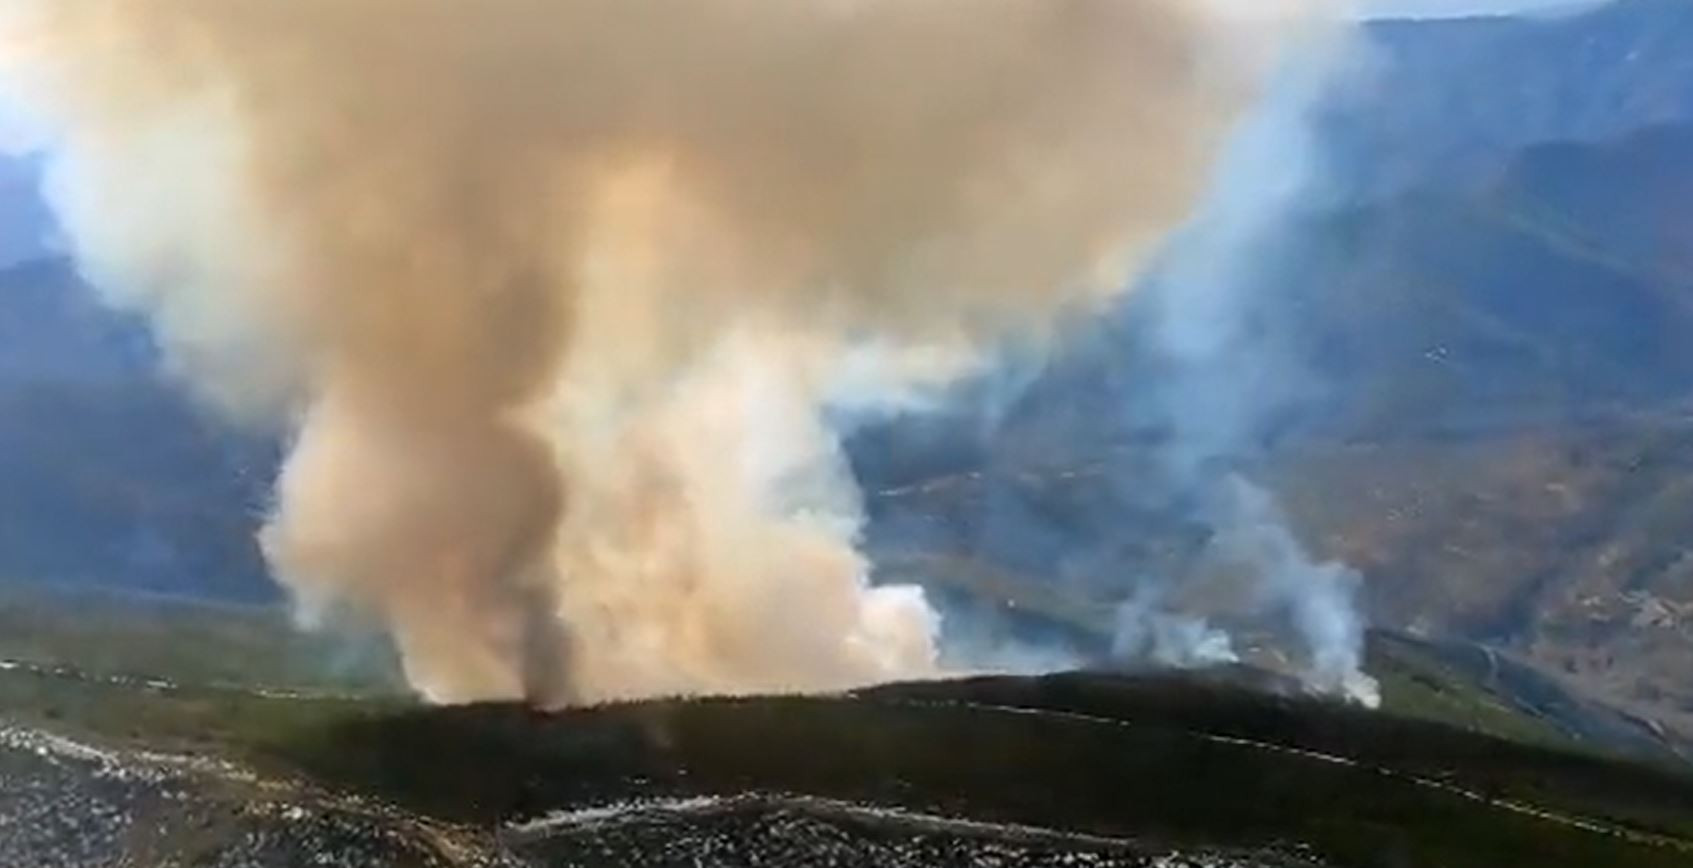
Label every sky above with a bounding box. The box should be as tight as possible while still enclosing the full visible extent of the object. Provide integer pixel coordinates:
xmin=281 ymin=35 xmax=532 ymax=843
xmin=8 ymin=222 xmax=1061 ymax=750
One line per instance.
xmin=1361 ymin=0 xmax=1612 ymax=17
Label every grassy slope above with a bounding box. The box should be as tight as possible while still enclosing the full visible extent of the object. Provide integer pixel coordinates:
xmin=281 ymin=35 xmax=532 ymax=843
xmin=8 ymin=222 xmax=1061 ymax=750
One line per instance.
xmin=4 ymin=654 xmax=1693 ymax=868
xmin=0 ymin=582 xmax=402 ymax=693
xmin=3 ymin=576 xmax=1692 ymax=865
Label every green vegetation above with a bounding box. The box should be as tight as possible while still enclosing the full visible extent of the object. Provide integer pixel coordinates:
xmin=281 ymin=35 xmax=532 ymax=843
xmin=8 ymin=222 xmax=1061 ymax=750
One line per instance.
xmin=3 ymin=581 xmax=1691 ymax=866
xmin=0 ymin=661 xmax=398 ymax=764
xmin=1368 ymin=635 xmax=1576 ymax=749
xmin=5 ymin=653 xmax=1693 ymax=868
xmin=0 ymin=582 xmax=402 ymax=693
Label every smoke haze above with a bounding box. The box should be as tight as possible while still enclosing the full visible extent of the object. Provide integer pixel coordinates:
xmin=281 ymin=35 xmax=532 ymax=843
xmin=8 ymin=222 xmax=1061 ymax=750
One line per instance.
xmin=1106 ymin=35 xmax=1381 ymax=705
xmin=2 ymin=1 xmax=1307 ymax=704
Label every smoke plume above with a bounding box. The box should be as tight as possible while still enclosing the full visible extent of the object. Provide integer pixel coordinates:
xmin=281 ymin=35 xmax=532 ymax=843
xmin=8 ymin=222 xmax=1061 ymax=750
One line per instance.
xmin=3 ymin=1 xmax=1298 ymax=704
xmin=1110 ymin=33 xmax=1381 ymax=706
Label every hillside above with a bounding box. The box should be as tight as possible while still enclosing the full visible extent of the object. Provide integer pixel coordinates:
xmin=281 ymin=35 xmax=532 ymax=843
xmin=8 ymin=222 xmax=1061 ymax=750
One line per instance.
xmin=3 ymin=0 xmax=1693 ymax=766
xmin=4 ymin=638 xmax=1693 ymax=867
xmin=0 ymin=257 xmax=276 ymax=600
xmin=860 ymin=116 xmax=1693 ymax=742
xmin=1325 ymin=0 xmax=1693 ymax=197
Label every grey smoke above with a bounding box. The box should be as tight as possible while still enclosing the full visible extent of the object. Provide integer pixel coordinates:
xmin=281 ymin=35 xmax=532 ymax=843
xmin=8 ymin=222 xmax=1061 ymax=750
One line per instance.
xmin=1107 ymin=33 xmax=1382 ymax=705
xmin=852 ymin=21 xmax=1385 ymax=702
xmin=1112 ymin=583 xmax=1238 ymax=670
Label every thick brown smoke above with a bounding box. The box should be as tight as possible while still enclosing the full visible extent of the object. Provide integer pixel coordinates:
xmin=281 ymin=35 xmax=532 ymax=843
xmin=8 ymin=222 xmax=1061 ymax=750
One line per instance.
xmin=3 ymin=0 xmax=1295 ymax=704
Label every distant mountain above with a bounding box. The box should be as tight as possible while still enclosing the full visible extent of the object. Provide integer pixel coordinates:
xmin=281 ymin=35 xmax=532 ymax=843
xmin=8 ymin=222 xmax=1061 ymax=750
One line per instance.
xmin=1263 ymin=121 xmax=1693 ymax=435
xmin=0 ymin=257 xmax=152 ymax=382
xmin=0 ymin=257 xmax=275 ymax=601
xmin=858 ymin=2 xmax=1693 ymax=743
xmin=0 ymin=157 xmax=55 ymax=268
xmin=859 ymin=114 xmax=1693 ymax=484
xmin=1326 ymin=0 xmax=1693 ymax=198
xmin=3 ymin=0 xmax=1693 ymax=743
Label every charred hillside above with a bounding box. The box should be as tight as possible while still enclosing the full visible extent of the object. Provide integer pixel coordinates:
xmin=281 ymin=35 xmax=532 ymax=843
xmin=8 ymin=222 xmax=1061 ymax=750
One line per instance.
xmin=3 ymin=645 xmax=1693 ymax=868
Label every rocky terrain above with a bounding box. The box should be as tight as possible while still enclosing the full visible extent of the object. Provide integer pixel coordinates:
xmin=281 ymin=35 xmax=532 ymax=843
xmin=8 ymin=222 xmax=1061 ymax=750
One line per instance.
xmin=3 ymin=600 xmax=1693 ymax=868
xmin=0 ymin=724 xmax=469 ymax=868
xmin=0 ymin=719 xmax=1318 ymax=868
xmin=5 ymin=3 xmax=1693 ymax=863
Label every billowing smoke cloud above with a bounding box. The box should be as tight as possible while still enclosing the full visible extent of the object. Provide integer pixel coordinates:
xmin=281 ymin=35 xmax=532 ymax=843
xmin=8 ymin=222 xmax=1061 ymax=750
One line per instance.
xmin=2 ymin=0 xmax=1304 ymax=704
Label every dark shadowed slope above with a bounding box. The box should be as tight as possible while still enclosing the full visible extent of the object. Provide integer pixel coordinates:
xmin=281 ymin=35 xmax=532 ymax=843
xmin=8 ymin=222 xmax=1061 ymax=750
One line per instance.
xmin=0 ymin=256 xmax=276 ymax=600
xmin=3 ymin=642 xmax=1693 ymax=868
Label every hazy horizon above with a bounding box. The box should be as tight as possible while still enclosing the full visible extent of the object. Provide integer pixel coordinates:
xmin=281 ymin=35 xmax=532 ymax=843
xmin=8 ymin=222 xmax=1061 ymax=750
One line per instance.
xmin=1361 ymin=0 xmax=1612 ymax=18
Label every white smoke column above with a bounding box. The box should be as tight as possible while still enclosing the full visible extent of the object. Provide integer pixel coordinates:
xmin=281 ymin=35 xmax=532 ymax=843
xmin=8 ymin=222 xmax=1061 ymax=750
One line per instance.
xmin=2 ymin=0 xmax=1301 ymax=705
xmin=1209 ymin=478 xmax=1378 ymax=706
xmin=1122 ymin=24 xmax=1382 ymax=706
xmin=1112 ymin=584 xmax=1239 ymax=670
xmin=548 ymin=330 xmax=971 ymax=701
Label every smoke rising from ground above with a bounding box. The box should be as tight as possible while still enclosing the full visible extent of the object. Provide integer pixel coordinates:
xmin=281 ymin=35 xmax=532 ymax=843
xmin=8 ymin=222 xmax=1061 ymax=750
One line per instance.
xmin=1108 ymin=35 xmax=1381 ymax=706
xmin=1 ymin=1 xmax=1303 ymax=704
